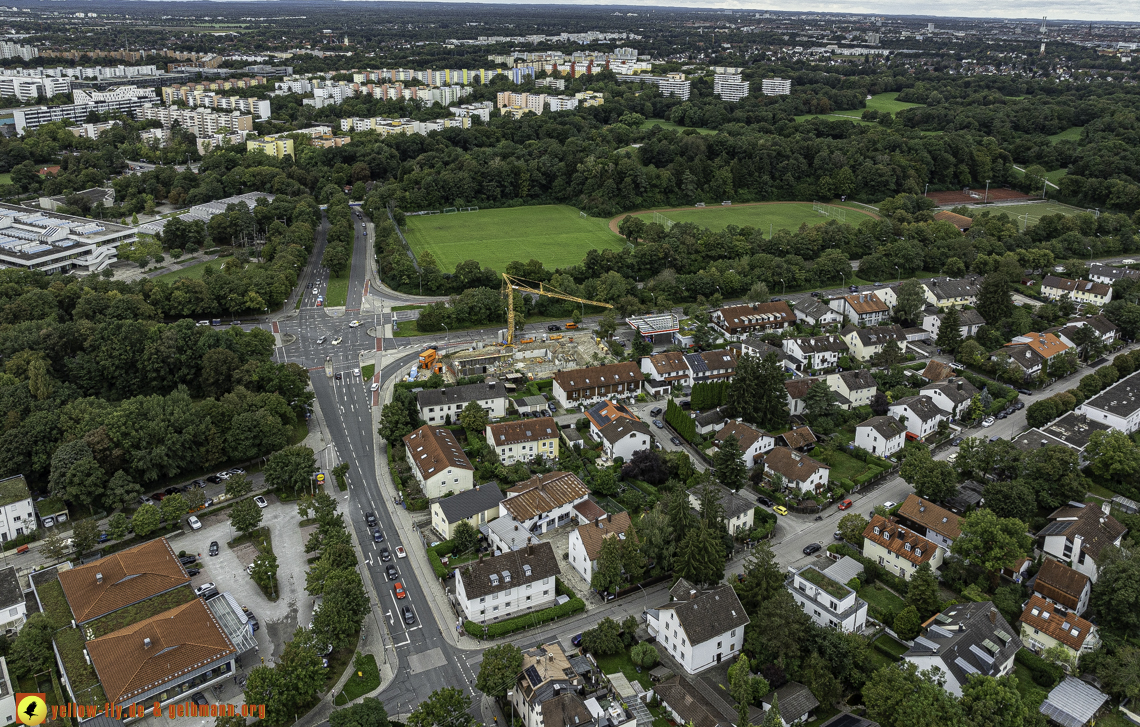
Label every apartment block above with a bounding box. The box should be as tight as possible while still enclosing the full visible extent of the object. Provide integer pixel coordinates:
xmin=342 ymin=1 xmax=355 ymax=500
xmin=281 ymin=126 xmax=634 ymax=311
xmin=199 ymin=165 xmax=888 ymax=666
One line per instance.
xmin=761 ymin=77 xmax=792 ymax=95
xmin=0 ymin=74 xmax=70 ymax=101
xmin=713 ymin=74 xmax=750 ymax=102
xmin=246 ymin=135 xmax=295 ymax=160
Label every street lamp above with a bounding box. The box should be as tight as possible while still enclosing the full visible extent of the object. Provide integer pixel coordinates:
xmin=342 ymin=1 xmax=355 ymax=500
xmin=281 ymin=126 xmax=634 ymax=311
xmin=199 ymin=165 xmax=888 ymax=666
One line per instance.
xmin=780 ymin=278 xmax=786 ymax=295
xmin=894 ymin=265 xmax=900 ymax=283
xmin=984 ymin=179 xmax=991 ymax=204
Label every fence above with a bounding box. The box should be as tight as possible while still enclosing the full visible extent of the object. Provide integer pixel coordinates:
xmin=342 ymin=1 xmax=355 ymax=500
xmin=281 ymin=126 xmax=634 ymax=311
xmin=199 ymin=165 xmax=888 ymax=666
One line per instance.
xmin=652 ymin=211 xmax=676 ymax=229
xmin=386 ymin=203 xmax=422 ymax=273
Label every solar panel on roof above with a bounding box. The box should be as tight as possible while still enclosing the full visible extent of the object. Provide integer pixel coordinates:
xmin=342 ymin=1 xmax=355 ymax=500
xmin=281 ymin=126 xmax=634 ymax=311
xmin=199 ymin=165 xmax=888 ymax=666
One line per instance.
xmin=524 ymin=665 xmax=542 ymax=687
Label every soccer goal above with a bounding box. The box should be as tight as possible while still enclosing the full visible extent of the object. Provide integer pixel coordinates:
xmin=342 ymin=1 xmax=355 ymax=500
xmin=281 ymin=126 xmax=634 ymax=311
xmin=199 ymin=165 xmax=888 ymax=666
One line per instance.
xmin=652 ymin=211 xmax=676 ymax=230
xmin=443 ymin=207 xmax=458 ymax=214
xmin=460 ymin=206 xmax=479 ymax=213
xmin=580 ymin=211 xmax=589 ymax=219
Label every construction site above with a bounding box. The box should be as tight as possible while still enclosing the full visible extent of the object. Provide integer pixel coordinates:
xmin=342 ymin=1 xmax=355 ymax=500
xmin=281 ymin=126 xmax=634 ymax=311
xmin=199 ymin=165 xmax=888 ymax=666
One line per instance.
xmin=402 ymin=334 xmax=617 ymax=384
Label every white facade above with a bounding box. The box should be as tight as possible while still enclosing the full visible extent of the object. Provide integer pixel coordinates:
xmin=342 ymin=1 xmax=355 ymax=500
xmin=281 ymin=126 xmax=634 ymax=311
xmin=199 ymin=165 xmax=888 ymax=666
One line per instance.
xmin=0 ymin=658 xmax=15 ymax=727
xmin=454 ymin=566 xmax=557 ymax=624
xmin=646 ymin=603 xmax=746 ymax=674
xmin=1076 ymin=370 xmax=1140 ymax=434
xmin=0 ymin=74 xmax=70 ymax=101
xmin=854 ymin=417 xmax=906 ymax=457
xmin=595 ymin=421 xmax=652 ymax=462
xmin=761 ymin=77 xmax=792 ymax=95
xmin=404 ymin=447 xmax=473 ymax=499
xmin=786 ymin=566 xmax=867 ymax=633
xmin=888 ymin=396 xmax=947 ymax=439
xmin=0 ymin=488 xmax=35 ymax=544
xmin=713 ymin=74 xmax=749 ymax=102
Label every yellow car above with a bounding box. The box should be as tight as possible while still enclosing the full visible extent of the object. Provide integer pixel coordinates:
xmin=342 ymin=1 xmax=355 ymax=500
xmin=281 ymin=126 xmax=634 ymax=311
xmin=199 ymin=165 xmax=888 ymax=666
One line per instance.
xmin=773 ymin=505 xmax=789 ymax=516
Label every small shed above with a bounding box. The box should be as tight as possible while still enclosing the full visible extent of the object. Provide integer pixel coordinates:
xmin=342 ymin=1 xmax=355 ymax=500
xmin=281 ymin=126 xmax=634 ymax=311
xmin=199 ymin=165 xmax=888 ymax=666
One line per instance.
xmin=1039 ymin=677 xmax=1110 ymax=727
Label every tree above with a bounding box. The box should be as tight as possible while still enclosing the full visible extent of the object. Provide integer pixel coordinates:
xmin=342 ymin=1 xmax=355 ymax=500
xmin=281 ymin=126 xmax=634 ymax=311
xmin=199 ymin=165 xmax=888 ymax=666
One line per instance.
xmin=900 ymin=447 xmax=959 ymax=502
xmin=872 ymin=340 xmax=905 ymax=369
xmin=131 ymin=503 xmax=161 ymax=538
xmin=378 ymin=401 xmax=414 ymax=443
xmin=1096 ymin=645 xmax=1140 ymax=700
xmin=1084 ymin=429 xmax=1140 ymax=484
xmin=894 ymin=605 xmax=922 ymax=639
xmin=72 ymin=518 xmax=100 ymax=554
xmin=951 ymin=509 xmax=1032 ymax=588
xmin=674 ymin=522 xmax=727 ymax=588
xmin=108 ymin=511 xmax=130 ymax=540
xmin=264 ymin=445 xmax=317 ymax=493
xmin=590 ymin=468 xmax=619 ymax=497
xmin=728 ymin=654 xmax=770 ymax=727
xmin=863 ymin=662 xmax=966 ymax=727
xmin=582 ymin=617 xmax=624 ymax=656
xmin=591 ymin=534 xmax=625 ymax=594
xmin=244 ymin=629 xmax=325 ymax=725
xmin=760 ymin=693 xmax=782 ymax=727
xmin=734 ymin=542 xmax=785 ymax=614
xmin=618 ymin=215 xmax=646 ymax=242
xmin=452 ymin=521 xmax=478 ymax=554
xmin=803 ymin=380 xmax=840 ymax=429
xmin=161 ymin=493 xmax=187 ymax=523
xmin=104 ymin=470 xmax=143 ymax=511
xmin=1090 ymin=546 xmax=1140 ymax=637
xmin=959 ymin=675 xmax=1029 ymax=727
xmin=329 ymin=699 xmax=389 ymax=727
xmin=978 ymin=272 xmax=1013 ymax=325
xmin=407 ymin=687 xmax=476 ymax=727
xmin=631 ymin=641 xmax=658 ymax=668
xmin=458 ymin=400 xmax=489 ymax=433
xmin=230 ymin=497 xmax=264 ymax=538
xmin=712 ymin=434 xmax=747 ymax=492
xmin=731 ymin=353 xmax=789 ymax=431
xmin=185 ymin=487 xmax=206 ymax=511
xmin=636 ymin=503 xmax=675 ymax=576
xmin=906 ymin=561 xmax=942 ymax=619
xmin=981 ymin=480 xmax=1036 ymax=522
xmin=870 ymin=392 xmax=890 ymax=416
xmin=476 ymin=643 xmax=522 ymax=700
xmin=322 ymin=242 xmax=350 ymax=277
xmin=313 ymin=569 xmax=368 ymax=647
xmin=895 ymin=279 xmax=926 ymax=324
xmin=9 ymin=612 xmax=56 ymax=677
xmin=936 ymin=306 xmax=964 ymax=353
xmin=691 ymin=308 xmax=717 ymax=350
xmin=835 ymin=513 xmax=868 ymax=546
xmin=598 ymin=309 xmax=617 ymax=340
xmin=225 ymin=474 xmax=253 ymax=499
xmin=748 ymin=281 xmax=770 ymax=303
xmin=251 ymin=553 xmax=278 ymax=595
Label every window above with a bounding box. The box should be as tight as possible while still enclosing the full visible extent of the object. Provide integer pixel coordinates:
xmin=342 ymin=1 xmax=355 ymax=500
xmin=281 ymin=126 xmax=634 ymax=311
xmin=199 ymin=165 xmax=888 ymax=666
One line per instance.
xmin=493 ymin=606 xmax=499 ymax=612
xmin=717 ymin=641 xmax=722 ymax=649
xmin=479 ymin=597 xmax=485 ymax=603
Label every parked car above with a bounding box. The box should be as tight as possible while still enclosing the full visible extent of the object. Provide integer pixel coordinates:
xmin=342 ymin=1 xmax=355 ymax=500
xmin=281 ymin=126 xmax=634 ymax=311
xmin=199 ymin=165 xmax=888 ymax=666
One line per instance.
xmin=547 ymin=324 xmax=561 ymax=331
xmin=833 ymin=531 xmax=844 ymax=541
xmin=996 ymin=411 xmax=1008 ymax=420
xmin=803 ymin=543 xmax=822 ymax=556
xmin=571 ymin=633 xmax=583 ymax=647
xmin=951 ymin=437 xmax=964 ymax=446
xmin=139 ymin=495 xmax=154 ymax=506
xmin=152 ymin=493 xmax=166 ymax=502
xmin=190 ymin=480 xmax=205 ymax=488
xmin=670 ymin=436 xmax=681 ymax=446
xmin=229 ymin=468 xmax=245 ymax=475
xmin=757 ymin=496 xmax=774 ymax=507
xmin=394 ymin=582 xmax=406 ymax=599
xmin=365 ymin=512 xmax=377 ymax=527
xmin=838 ymin=499 xmax=853 ymax=510
xmin=652 ymin=419 xmax=664 ymax=429
xmin=187 ymin=516 xmax=202 ymax=530
xmin=247 ymin=614 xmax=260 ymax=631
xmin=1015 ymin=401 xmax=1024 ymax=410
xmin=982 ymin=416 xmax=996 ymax=427
xmin=165 ymin=487 xmax=179 ymax=496
xmin=194 ymin=583 xmax=216 ymax=597
xmin=1016 ymin=388 xmax=1032 ymax=396
xmin=209 ymin=541 xmax=219 ymax=556
xmin=989 ymin=435 xmax=1001 ymax=443
xmin=811 ymin=291 xmax=821 ymax=297
xmin=191 ymin=693 xmax=208 ymax=707
xmin=98 ymin=531 xmax=111 ymax=543
xmin=179 ymin=555 xmax=197 ymax=565
xmin=187 ymin=568 xmax=200 ymax=576
xmin=650 ymin=407 xmax=663 ymax=417
xmin=254 ymin=496 xmax=268 ymax=508
xmin=386 ymin=565 xmax=398 ymax=580
xmin=216 ymin=472 xmax=231 ymax=480
xmin=773 ymin=505 xmax=789 ymax=516
xmin=206 ymin=475 xmax=222 ymax=484
xmin=882 ymin=501 xmax=897 ymax=510
xmin=402 ymin=605 xmax=415 ymax=624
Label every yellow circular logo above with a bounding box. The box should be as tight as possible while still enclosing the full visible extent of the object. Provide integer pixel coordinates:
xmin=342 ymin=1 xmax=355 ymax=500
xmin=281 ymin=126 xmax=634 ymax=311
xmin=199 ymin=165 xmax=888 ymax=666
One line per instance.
xmin=17 ymin=695 xmax=46 ymax=726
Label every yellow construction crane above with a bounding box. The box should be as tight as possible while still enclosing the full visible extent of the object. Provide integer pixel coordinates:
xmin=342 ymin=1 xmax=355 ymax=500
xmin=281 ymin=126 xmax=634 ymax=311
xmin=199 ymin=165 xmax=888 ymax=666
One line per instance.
xmin=501 ymin=273 xmax=612 ymax=346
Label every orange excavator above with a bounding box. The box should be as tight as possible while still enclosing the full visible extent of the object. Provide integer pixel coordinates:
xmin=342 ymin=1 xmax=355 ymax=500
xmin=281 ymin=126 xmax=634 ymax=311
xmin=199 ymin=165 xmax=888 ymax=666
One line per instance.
xmin=419 ymin=347 xmax=444 ymax=375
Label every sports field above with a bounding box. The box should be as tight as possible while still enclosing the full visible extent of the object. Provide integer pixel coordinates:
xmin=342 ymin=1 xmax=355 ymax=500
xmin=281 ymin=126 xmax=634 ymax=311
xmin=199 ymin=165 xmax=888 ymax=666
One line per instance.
xmin=978 ymin=201 xmax=1089 ymax=227
xmin=615 ymin=202 xmax=877 ymax=235
xmin=640 ymin=119 xmax=717 ymax=136
xmin=403 ymin=205 xmax=624 ymax=273
xmin=796 ymin=92 xmax=921 ymax=124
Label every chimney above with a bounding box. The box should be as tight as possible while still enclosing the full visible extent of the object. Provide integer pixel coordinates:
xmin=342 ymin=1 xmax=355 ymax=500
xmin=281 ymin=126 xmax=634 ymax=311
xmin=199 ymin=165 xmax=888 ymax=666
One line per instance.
xmin=957 ymin=380 xmax=963 ymax=391
xmin=527 ymin=540 xmax=533 ymax=556
xmin=143 ymin=637 xmax=152 ymax=649
xmin=1101 ymin=500 xmax=1112 ymax=517
xmin=689 ymin=589 xmax=697 ymax=601
xmin=514 ymin=524 xmax=519 ymax=531
xmin=1072 ymin=534 xmax=1084 ymax=567
xmin=96 ymin=572 xmax=103 ymax=584
xmin=989 ymin=609 xmax=997 ymax=624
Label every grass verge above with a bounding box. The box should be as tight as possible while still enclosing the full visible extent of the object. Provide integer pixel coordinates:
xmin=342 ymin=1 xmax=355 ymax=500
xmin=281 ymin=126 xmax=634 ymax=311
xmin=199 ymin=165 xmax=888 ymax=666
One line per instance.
xmin=334 ymin=653 xmax=380 ymax=705
xmin=155 ymin=256 xmax=234 ymax=283
xmin=362 ymin=364 xmax=375 ymax=381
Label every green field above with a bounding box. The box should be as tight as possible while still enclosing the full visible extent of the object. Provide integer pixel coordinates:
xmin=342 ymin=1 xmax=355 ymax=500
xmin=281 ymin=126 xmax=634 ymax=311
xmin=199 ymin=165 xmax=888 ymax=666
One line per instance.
xmin=796 ymin=92 xmax=921 ymax=124
xmin=404 ymin=205 xmax=624 ymax=273
xmin=155 ymin=256 xmax=234 ymax=282
xmin=980 ymin=201 xmax=1088 ymax=227
xmin=0 ymin=172 xmax=11 ymax=185
xmin=1048 ymin=126 xmax=1083 ymax=143
xmin=640 ymin=119 xmax=717 ymax=135
xmin=627 ymin=202 xmax=876 ymax=235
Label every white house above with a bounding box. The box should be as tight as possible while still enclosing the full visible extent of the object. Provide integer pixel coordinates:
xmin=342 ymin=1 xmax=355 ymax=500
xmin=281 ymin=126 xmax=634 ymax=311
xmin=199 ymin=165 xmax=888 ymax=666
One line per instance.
xmin=922 ymin=277 xmax=981 ymax=308
xmin=584 ymin=400 xmax=653 ymax=461
xmin=1077 ymin=369 xmax=1140 ymax=434
xmin=497 ymin=471 xmax=590 ymax=541
xmin=825 ymin=370 xmax=877 ymax=409
xmin=921 ymin=306 xmax=985 ymax=339
xmin=0 ymin=567 xmax=26 ymax=634
xmin=640 ymin=351 xmax=691 ymax=395
xmin=1038 ymin=502 xmax=1126 ymax=583
xmin=786 ymin=563 xmax=868 ymax=633
xmin=791 ymin=298 xmax=843 ymax=328
xmin=688 ymin=484 xmax=755 ymax=537
xmin=888 ymin=395 xmax=946 ymax=440
xmin=920 ymin=377 xmax=980 ymax=420
xmin=829 ymin=293 xmax=890 ymax=326
xmin=417 ymin=379 xmax=509 ymax=424
xmin=861 ymin=515 xmax=945 ymax=580
xmin=0 ymin=475 xmax=36 ymax=543
xmin=430 ymin=485 xmax=505 ymax=541
xmin=567 ymin=511 xmax=632 ymax=584
xmin=902 ymin=601 xmax=1021 ymax=697
xmin=854 ymin=415 xmax=907 ymax=457
xmin=401 ymin=425 xmax=475 ymax=499
xmin=763 ymin=447 xmax=830 ymax=494
xmin=713 ymin=420 xmax=774 ymax=465
xmin=646 ymin=579 xmax=750 ymax=674
xmin=485 ymin=417 xmax=560 ymax=465
xmin=454 ymin=541 xmax=560 ymax=624
xmin=840 ymin=324 xmax=908 ymax=362
xmin=784 ymin=335 xmax=848 ymax=373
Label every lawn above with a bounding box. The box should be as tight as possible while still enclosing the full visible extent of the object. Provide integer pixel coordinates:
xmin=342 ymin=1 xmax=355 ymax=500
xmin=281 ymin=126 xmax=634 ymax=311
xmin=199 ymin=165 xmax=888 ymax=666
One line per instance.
xmin=624 ymin=201 xmax=877 ymax=236
xmin=325 ymin=233 xmax=355 ymax=308
xmin=796 ymin=92 xmax=921 ymax=124
xmin=596 ymin=648 xmax=653 ymax=690
xmin=640 ymin=118 xmax=717 ymax=135
xmin=334 ymin=653 xmax=380 ymax=705
xmin=403 ymin=205 xmax=624 ymax=274
xmin=1012 ymin=663 xmax=1050 ymax=710
xmin=819 ymin=450 xmax=883 ymax=483
xmin=1048 ymin=126 xmax=1083 ymax=143
xmin=858 ymin=582 xmax=906 ymax=617
xmin=361 ymin=364 xmax=375 ymax=381
xmin=0 ymin=172 xmax=11 ymax=185
xmin=155 ymin=256 xmax=234 ymax=282
xmin=979 ymin=201 xmax=1087 ymax=229
xmin=88 ymin=585 xmax=197 ymax=637
xmin=873 ymin=633 xmax=909 ymax=658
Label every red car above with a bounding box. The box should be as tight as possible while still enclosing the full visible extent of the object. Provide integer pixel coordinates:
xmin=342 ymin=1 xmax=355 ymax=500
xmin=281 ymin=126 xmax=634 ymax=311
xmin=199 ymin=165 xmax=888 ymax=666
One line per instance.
xmin=394 ymin=582 xmax=406 ymax=599
xmin=838 ymin=499 xmax=853 ymax=511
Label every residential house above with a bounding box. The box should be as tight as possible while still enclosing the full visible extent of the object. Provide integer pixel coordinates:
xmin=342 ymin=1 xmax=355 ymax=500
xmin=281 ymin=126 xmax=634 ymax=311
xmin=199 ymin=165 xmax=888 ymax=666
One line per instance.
xmin=871 ymin=285 xmax=897 ymax=310
xmin=1038 ymin=677 xmax=1110 ymax=727
xmin=0 ymin=475 xmax=35 ymax=543
xmin=921 ymin=377 xmax=980 ymax=419
xmin=536 ymin=692 xmax=634 ymax=727
xmin=933 ymin=210 xmax=974 ymax=231
xmin=826 ymin=370 xmax=878 ymax=409
xmin=922 ymin=277 xmax=981 ymax=308
xmin=430 ymin=485 xmax=504 ymax=540
xmin=1076 ymin=369 xmax=1140 ymax=434
xmin=486 ymin=418 xmax=559 ymax=465
xmin=829 ymin=293 xmax=890 ymax=326
xmin=712 ymin=302 xmax=795 ymax=339
xmin=567 ymin=512 xmax=632 ymax=584
xmin=861 ymin=515 xmax=945 ymax=579
xmin=1058 ymin=315 xmax=1118 ymax=350
xmin=454 ymin=541 xmax=560 ymax=625
xmin=895 ymin=494 xmax=961 ymax=553
xmin=786 ymin=563 xmax=869 ymax=633
xmin=888 ymin=394 xmax=947 ymax=439
xmin=497 ymin=471 xmax=590 ymax=541
xmin=713 ymin=420 xmax=774 ymax=464
xmin=763 ymin=447 xmax=830 ymax=494
xmin=903 ymin=601 xmax=1021 ymax=697
xmin=402 ymin=425 xmax=474 ymax=499
xmin=0 ymin=658 xmax=15 ymax=727
xmin=1019 ymin=596 xmax=1099 ymax=666
xmin=685 ymin=348 xmax=738 ymax=384
xmin=1033 ymin=558 xmax=1092 ymax=615
xmin=740 ymin=337 xmax=795 ymax=372
xmin=817 ymin=716 xmax=880 ymax=727
xmin=1038 ymin=502 xmax=1126 ymax=583
xmin=761 ymin=682 xmax=820 ymax=727
xmin=1012 ymin=412 xmax=1111 ymax=464
xmin=417 ymin=379 xmax=509 ymax=424
xmin=840 ymin=324 xmax=907 ymax=362
xmin=921 ymin=306 xmax=986 ymax=339
xmin=0 ymin=567 xmax=26 ymax=633
xmin=694 ymin=407 xmax=729 ymax=435
xmin=922 ymin=359 xmax=956 ymax=383
xmin=784 ymin=377 xmax=820 ymax=416
xmin=688 ymin=484 xmax=755 ymax=537
xmin=1040 ymin=276 xmax=1113 ymax=306
xmin=655 ymin=675 xmax=739 ymax=727
xmin=645 ymin=578 xmax=750 ymax=674
xmin=552 ymin=362 xmax=643 ymax=408
xmin=791 ymin=297 xmax=843 ymax=327
xmin=779 ymin=426 xmax=817 ymax=451
xmin=641 ymin=351 xmax=691 ymax=395
xmin=855 ymin=416 xmax=907 ymax=457
xmin=784 ymin=335 xmax=849 ymax=373
xmin=1088 ymin=262 xmax=1140 ymax=286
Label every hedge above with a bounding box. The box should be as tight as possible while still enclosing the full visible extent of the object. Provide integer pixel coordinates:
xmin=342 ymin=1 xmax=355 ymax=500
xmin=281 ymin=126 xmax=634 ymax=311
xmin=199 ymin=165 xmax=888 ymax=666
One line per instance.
xmin=464 ymin=597 xmax=586 ymax=638
xmin=665 ymin=399 xmax=698 ymax=443
xmin=626 ymin=479 xmax=659 ymax=497
xmin=691 ymin=381 xmax=730 ymax=411
xmin=1015 ymin=649 xmax=1063 ymax=688
xmin=427 ymin=540 xmax=457 ymax=579
xmin=853 ymin=466 xmax=884 ymax=486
